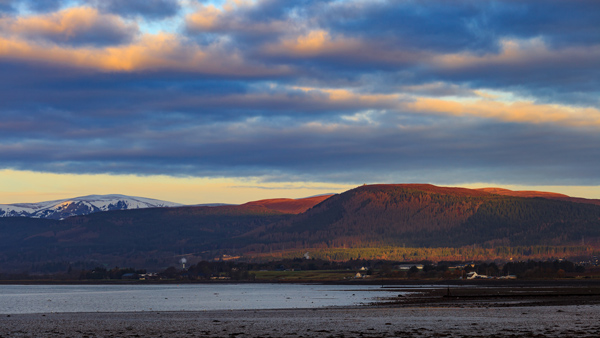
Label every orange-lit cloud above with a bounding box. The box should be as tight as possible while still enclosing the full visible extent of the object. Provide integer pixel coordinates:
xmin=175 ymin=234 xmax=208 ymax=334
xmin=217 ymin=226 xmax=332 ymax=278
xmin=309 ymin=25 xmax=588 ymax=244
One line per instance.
xmin=267 ymin=30 xmax=362 ymax=56
xmin=0 ymin=32 xmax=288 ymax=75
xmin=0 ymin=33 xmax=187 ymax=71
xmin=406 ymin=97 xmax=600 ymax=128
xmin=0 ymin=5 xmax=294 ymax=75
xmin=0 ymin=7 xmax=136 ymax=45
xmin=261 ymin=30 xmax=428 ymax=66
xmin=185 ymin=5 xmax=222 ymax=31
xmin=291 ymin=86 xmax=600 ymax=128
xmin=186 ymin=2 xmax=288 ymax=35
xmin=434 ymin=38 xmax=600 ymax=70
xmin=292 ymin=86 xmax=403 ymax=106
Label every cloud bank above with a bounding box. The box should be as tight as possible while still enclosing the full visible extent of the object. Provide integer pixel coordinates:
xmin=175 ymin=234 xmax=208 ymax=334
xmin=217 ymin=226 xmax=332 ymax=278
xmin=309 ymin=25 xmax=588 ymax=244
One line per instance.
xmin=0 ymin=0 xmax=599 ymax=187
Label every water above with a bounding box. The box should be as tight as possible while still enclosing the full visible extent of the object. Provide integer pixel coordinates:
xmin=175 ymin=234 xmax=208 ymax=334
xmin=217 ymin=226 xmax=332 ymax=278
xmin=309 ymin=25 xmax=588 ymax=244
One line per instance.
xmin=0 ymin=284 xmax=402 ymax=314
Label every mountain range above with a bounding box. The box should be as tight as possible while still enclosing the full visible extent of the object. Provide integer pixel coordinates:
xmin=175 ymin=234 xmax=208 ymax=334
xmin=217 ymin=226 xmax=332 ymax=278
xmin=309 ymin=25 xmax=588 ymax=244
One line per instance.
xmin=0 ymin=195 xmax=182 ymax=220
xmin=1 ymin=185 xmax=599 ymax=273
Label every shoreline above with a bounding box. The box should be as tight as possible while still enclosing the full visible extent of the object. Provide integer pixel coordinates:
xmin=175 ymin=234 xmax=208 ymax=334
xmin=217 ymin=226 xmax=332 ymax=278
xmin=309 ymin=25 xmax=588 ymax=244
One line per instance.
xmin=3 ymin=282 xmax=600 ymax=337
xmin=3 ymin=303 xmax=600 ymax=338
xmin=2 ymin=277 xmax=600 ymax=286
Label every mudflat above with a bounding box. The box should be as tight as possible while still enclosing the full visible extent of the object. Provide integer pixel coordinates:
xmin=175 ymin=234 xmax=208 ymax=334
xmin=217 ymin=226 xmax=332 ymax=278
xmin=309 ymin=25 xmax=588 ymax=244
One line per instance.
xmin=3 ymin=283 xmax=600 ymax=337
xmin=2 ymin=305 xmax=600 ymax=338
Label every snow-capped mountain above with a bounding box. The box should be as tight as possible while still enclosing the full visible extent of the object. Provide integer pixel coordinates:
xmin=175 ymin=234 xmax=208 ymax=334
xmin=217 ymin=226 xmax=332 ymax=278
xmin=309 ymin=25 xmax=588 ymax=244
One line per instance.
xmin=0 ymin=194 xmax=183 ymax=220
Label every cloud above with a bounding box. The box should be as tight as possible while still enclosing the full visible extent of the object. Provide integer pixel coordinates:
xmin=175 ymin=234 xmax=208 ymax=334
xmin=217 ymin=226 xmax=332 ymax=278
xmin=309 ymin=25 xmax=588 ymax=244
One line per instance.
xmin=0 ymin=0 xmax=65 ymax=13
xmin=0 ymin=7 xmax=138 ymax=46
xmin=0 ymin=30 xmax=291 ymax=75
xmin=1 ymin=0 xmax=600 ymax=189
xmin=91 ymin=0 xmax=180 ymax=20
xmin=321 ymin=0 xmax=600 ymax=51
xmin=405 ymin=98 xmax=600 ymax=128
xmin=433 ymin=38 xmax=600 ymax=73
xmin=23 ymin=0 xmax=64 ymax=13
xmin=399 ymin=82 xmax=479 ymax=98
xmin=264 ymin=29 xmax=362 ymax=57
xmin=186 ymin=2 xmax=289 ymax=34
xmin=427 ymin=38 xmax=600 ymax=107
xmin=182 ymin=0 xmax=600 ymax=108
xmin=1 ymin=110 xmax=599 ymax=186
xmin=186 ymin=4 xmax=221 ymax=31
xmin=0 ymin=0 xmax=15 ymax=14
xmin=1 ymin=53 xmax=598 ymax=186
xmin=318 ymin=0 xmax=500 ymax=54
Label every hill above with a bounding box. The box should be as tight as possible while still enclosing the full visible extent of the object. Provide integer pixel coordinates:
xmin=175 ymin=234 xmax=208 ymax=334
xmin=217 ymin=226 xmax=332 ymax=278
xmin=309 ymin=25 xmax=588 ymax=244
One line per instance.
xmin=0 ymin=195 xmax=331 ymax=272
xmin=242 ymin=184 xmax=600 ymax=252
xmin=1 ymin=185 xmax=600 ymax=272
xmin=477 ymin=187 xmax=600 ymax=206
xmin=476 ymin=187 xmax=569 ymax=198
xmin=242 ymin=194 xmax=334 ymax=214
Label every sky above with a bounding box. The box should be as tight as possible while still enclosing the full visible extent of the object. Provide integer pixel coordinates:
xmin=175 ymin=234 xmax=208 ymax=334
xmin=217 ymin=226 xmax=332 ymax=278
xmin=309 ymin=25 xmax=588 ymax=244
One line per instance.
xmin=0 ymin=0 xmax=599 ymax=204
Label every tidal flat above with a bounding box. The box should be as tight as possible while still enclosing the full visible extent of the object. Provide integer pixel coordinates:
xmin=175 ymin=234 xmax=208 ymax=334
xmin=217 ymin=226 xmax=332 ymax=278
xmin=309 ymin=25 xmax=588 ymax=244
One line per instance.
xmin=2 ymin=305 xmax=600 ymax=338
xmin=2 ymin=283 xmax=600 ymax=337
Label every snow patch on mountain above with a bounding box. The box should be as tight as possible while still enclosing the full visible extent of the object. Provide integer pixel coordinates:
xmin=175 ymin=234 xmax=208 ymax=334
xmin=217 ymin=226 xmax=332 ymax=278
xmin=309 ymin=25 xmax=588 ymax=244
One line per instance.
xmin=0 ymin=194 xmax=183 ymax=220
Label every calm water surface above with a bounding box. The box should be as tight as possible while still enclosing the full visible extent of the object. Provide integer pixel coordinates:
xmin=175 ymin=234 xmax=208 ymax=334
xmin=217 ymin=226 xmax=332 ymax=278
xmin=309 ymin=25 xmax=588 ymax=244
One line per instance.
xmin=0 ymin=284 xmax=404 ymax=314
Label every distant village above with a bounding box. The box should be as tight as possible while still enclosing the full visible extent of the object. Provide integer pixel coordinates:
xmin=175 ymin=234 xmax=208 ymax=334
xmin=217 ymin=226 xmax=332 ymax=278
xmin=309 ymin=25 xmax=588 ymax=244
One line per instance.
xmin=2 ymin=255 xmax=598 ymax=282
xmin=56 ymin=257 xmax=598 ymax=282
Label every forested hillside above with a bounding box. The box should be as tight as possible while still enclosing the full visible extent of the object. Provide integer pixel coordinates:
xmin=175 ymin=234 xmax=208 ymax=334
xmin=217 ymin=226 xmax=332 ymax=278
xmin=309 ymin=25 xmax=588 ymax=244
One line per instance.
xmin=0 ymin=204 xmax=290 ymax=272
xmin=1 ymin=184 xmax=600 ymax=273
xmin=242 ymin=184 xmax=600 ymax=252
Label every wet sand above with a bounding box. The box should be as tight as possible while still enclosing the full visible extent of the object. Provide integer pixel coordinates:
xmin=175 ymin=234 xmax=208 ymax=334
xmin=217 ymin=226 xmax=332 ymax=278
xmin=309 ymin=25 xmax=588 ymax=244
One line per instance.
xmin=2 ymin=305 xmax=600 ymax=338
xmin=3 ymin=284 xmax=600 ymax=337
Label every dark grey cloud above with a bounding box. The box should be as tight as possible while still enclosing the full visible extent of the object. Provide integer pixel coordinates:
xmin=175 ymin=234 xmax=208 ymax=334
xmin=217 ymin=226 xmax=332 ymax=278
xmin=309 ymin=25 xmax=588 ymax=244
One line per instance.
xmin=23 ymin=0 xmax=63 ymax=12
xmin=43 ymin=21 xmax=137 ymax=47
xmin=0 ymin=62 xmax=392 ymax=124
xmin=424 ymin=44 xmax=600 ymax=107
xmin=1 ymin=104 xmax=599 ymax=186
xmin=319 ymin=1 xmax=500 ymax=54
xmin=0 ymin=0 xmax=15 ymax=13
xmin=0 ymin=0 xmax=64 ymax=13
xmin=320 ymin=0 xmax=600 ymax=51
xmin=91 ymin=0 xmax=180 ymax=19
xmin=494 ymin=0 xmax=600 ymax=48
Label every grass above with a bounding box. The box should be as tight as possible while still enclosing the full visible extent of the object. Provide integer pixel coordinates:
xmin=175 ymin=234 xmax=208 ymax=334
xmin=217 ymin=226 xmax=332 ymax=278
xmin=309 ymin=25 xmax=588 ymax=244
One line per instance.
xmin=253 ymin=270 xmax=359 ymax=281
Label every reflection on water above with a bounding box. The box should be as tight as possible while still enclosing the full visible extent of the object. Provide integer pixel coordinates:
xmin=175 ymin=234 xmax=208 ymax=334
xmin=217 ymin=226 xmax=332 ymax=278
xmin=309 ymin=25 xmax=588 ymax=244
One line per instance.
xmin=0 ymin=284 xmax=403 ymax=314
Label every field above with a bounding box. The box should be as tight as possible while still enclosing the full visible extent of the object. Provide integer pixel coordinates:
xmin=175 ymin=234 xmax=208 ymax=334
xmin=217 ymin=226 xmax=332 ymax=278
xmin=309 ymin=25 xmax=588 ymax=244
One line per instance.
xmin=253 ymin=269 xmax=358 ymax=281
